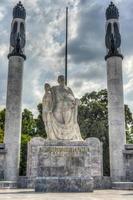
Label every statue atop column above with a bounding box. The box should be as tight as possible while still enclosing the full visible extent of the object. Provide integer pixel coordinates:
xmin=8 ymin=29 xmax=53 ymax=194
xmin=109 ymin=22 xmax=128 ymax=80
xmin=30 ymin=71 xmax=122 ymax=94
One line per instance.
xmin=105 ymin=1 xmax=123 ymax=60
xmin=42 ymin=75 xmax=83 ymax=141
xmin=8 ymin=1 xmax=26 ymax=60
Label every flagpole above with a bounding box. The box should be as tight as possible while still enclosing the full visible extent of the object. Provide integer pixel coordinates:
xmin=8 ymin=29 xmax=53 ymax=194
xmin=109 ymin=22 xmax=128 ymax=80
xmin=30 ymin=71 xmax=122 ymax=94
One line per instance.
xmin=65 ymin=7 xmax=68 ymax=85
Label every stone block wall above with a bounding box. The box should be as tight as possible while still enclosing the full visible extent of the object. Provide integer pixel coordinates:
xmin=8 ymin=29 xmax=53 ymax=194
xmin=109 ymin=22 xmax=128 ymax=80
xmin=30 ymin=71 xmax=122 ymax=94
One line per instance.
xmin=123 ymin=144 xmax=133 ymax=181
xmin=37 ymin=141 xmax=91 ymax=178
xmin=26 ymin=137 xmax=45 ymax=188
xmin=0 ymin=144 xmax=6 ymax=180
xmin=26 ymin=137 xmax=103 ymax=188
xmin=85 ymin=137 xmax=103 ymax=177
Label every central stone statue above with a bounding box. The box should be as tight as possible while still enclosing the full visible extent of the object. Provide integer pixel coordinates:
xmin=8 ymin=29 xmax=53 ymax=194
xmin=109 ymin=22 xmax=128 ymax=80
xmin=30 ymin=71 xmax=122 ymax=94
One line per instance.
xmin=42 ymin=75 xmax=83 ymax=140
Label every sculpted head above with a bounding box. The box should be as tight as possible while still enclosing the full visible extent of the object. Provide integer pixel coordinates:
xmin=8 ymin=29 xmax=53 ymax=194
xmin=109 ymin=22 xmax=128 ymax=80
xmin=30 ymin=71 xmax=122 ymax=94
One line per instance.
xmin=58 ymin=75 xmax=65 ymax=86
xmin=44 ymin=83 xmax=51 ymax=92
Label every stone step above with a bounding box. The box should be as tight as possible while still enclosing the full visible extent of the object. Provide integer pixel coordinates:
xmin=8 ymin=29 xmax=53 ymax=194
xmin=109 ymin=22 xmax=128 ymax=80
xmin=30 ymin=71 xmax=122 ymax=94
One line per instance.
xmin=35 ymin=177 xmax=94 ymax=192
xmin=112 ymin=182 xmax=133 ymax=190
xmin=0 ymin=181 xmax=17 ymax=189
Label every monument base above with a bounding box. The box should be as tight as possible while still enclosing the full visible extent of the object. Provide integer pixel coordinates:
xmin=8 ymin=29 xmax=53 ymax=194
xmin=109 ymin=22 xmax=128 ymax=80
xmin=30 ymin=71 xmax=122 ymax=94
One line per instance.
xmin=35 ymin=177 xmax=93 ymax=192
xmin=33 ymin=140 xmax=94 ymax=192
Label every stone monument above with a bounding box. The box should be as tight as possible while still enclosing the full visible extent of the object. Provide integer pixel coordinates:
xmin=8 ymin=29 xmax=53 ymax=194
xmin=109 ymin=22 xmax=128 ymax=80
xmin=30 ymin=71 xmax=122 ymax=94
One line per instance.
xmin=4 ymin=1 xmax=26 ymax=181
xmin=105 ymin=2 xmax=126 ymax=181
xmin=34 ymin=75 xmax=94 ymax=192
xmin=42 ymin=75 xmax=82 ymax=140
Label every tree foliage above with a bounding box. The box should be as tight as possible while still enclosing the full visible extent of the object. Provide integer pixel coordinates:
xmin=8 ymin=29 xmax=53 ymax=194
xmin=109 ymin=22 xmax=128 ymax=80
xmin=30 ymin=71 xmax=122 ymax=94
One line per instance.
xmin=35 ymin=103 xmax=47 ymax=138
xmin=22 ymin=109 xmax=36 ymax=136
xmin=0 ymin=109 xmax=5 ymax=143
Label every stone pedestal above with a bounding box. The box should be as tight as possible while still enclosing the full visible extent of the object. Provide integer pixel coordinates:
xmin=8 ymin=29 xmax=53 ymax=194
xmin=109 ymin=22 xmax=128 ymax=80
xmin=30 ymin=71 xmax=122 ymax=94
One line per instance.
xmin=34 ymin=140 xmax=93 ymax=192
xmin=4 ymin=56 xmax=24 ymax=181
xmin=35 ymin=177 xmax=93 ymax=192
xmin=106 ymin=56 xmax=126 ymax=181
xmin=27 ymin=137 xmax=103 ymax=190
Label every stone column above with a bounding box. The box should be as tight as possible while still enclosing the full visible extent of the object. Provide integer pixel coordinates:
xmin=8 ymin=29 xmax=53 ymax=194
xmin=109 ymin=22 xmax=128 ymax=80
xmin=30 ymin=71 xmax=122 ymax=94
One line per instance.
xmin=4 ymin=2 xmax=26 ymax=181
xmin=4 ymin=56 xmax=24 ymax=181
xmin=106 ymin=56 xmax=126 ymax=181
xmin=105 ymin=2 xmax=126 ymax=181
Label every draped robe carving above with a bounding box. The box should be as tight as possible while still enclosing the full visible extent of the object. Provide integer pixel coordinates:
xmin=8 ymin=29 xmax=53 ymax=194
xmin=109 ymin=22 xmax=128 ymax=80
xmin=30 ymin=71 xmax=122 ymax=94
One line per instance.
xmin=42 ymin=82 xmax=82 ymax=141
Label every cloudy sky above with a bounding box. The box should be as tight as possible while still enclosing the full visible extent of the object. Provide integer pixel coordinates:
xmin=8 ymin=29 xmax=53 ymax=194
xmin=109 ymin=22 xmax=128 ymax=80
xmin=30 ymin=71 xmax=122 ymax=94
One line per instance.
xmin=0 ymin=0 xmax=133 ymax=115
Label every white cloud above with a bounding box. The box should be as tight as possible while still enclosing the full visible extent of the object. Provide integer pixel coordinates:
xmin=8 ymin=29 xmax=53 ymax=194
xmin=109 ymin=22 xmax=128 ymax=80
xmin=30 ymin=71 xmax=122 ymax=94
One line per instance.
xmin=123 ymin=56 xmax=133 ymax=79
xmin=0 ymin=6 xmax=6 ymax=21
xmin=0 ymin=44 xmax=8 ymax=56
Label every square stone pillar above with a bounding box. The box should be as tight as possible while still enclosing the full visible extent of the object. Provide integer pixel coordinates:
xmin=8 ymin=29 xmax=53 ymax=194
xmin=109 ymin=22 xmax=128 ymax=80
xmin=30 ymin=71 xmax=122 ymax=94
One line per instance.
xmin=4 ymin=56 xmax=24 ymax=181
xmin=106 ymin=56 xmax=126 ymax=181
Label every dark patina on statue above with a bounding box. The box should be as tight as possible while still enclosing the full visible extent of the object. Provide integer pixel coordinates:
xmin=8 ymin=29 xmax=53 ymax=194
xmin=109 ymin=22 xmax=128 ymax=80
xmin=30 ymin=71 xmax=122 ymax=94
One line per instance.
xmin=105 ymin=2 xmax=123 ymax=60
xmin=8 ymin=1 xmax=26 ymax=60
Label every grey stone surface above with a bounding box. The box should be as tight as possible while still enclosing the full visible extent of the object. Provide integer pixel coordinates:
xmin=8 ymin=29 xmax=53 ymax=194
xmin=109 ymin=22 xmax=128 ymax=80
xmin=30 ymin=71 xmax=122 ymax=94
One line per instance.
xmin=1 ymin=189 xmax=133 ymax=200
xmin=4 ymin=56 xmax=24 ymax=181
xmin=0 ymin=147 xmax=6 ymax=180
xmin=35 ymin=177 xmax=93 ymax=192
xmin=17 ymin=176 xmax=112 ymax=190
xmin=125 ymin=144 xmax=133 ymax=150
xmin=17 ymin=176 xmax=35 ymax=189
xmin=17 ymin=176 xmax=28 ymax=188
xmin=26 ymin=137 xmax=45 ymax=188
xmin=123 ymin=144 xmax=133 ymax=181
xmin=85 ymin=138 xmax=103 ymax=177
xmin=27 ymin=137 xmax=103 ymax=188
xmin=0 ymin=181 xmax=17 ymax=189
xmin=37 ymin=142 xmax=91 ymax=179
xmin=93 ymin=176 xmax=112 ymax=189
xmin=112 ymin=182 xmax=133 ymax=190
xmin=106 ymin=56 xmax=126 ymax=181
xmin=26 ymin=137 xmax=103 ymax=191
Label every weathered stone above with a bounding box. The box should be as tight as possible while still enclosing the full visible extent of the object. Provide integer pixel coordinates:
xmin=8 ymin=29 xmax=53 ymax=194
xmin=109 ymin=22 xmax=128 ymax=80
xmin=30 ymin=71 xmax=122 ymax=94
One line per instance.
xmin=27 ymin=137 xmax=45 ymax=179
xmin=106 ymin=56 xmax=126 ymax=181
xmin=29 ymin=139 xmax=94 ymax=192
xmin=0 ymin=147 xmax=6 ymax=180
xmin=4 ymin=56 xmax=25 ymax=181
xmin=123 ymin=144 xmax=133 ymax=181
xmin=125 ymin=144 xmax=133 ymax=150
xmin=85 ymin=137 xmax=103 ymax=177
xmin=93 ymin=176 xmax=112 ymax=189
xmin=0 ymin=181 xmax=17 ymax=189
xmin=42 ymin=75 xmax=83 ymax=141
xmin=37 ymin=141 xmax=91 ymax=178
xmin=27 ymin=137 xmax=103 ymax=187
xmin=35 ymin=177 xmax=93 ymax=192
xmin=112 ymin=182 xmax=133 ymax=190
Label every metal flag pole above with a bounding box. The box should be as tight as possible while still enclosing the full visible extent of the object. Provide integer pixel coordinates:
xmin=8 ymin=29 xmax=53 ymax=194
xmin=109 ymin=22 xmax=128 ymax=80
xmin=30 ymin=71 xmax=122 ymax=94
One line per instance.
xmin=65 ymin=7 xmax=68 ymax=85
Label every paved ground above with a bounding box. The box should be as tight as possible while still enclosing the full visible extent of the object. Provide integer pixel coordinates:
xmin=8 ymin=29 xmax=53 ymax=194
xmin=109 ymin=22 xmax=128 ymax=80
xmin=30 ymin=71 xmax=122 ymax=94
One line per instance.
xmin=0 ymin=189 xmax=133 ymax=200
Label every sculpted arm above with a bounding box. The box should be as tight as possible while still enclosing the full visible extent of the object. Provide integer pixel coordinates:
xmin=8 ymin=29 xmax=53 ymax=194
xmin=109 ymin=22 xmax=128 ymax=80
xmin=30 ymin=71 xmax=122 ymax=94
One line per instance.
xmin=51 ymin=86 xmax=56 ymax=111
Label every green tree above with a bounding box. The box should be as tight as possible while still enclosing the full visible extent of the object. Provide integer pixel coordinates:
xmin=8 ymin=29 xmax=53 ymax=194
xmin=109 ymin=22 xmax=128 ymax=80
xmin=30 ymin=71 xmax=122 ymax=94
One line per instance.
xmin=22 ymin=109 xmax=36 ymax=136
xmin=20 ymin=109 xmax=36 ymax=175
xmin=35 ymin=103 xmax=47 ymax=138
xmin=0 ymin=128 xmax=4 ymax=143
xmin=125 ymin=105 xmax=133 ymax=143
xmin=20 ymin=134 xmax=31 ymax=175
xmin=0 ymin=109 xmax=5 ymax=143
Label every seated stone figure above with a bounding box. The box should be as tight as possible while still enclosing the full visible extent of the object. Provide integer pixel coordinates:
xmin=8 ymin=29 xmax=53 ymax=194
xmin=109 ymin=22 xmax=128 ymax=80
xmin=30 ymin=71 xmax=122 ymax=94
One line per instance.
xmin=42 ymin=75 xmax=83 ymax=140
